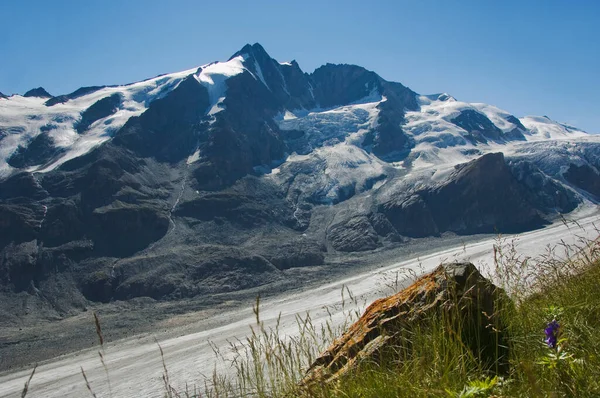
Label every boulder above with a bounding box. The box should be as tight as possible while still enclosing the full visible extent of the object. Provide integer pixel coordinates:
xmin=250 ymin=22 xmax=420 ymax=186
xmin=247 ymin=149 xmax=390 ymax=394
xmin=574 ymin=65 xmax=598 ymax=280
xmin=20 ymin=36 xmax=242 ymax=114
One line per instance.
xmin=301 ymin=262 xmax=508 ymax=388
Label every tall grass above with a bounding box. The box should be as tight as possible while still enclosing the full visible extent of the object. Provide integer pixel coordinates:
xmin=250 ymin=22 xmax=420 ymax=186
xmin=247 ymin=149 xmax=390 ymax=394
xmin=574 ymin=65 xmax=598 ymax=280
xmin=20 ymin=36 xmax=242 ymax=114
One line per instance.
xmin=175 ymin=223 xmax=600 ymax=398
xmin=19 ymin=222 xmax=597 ymax=398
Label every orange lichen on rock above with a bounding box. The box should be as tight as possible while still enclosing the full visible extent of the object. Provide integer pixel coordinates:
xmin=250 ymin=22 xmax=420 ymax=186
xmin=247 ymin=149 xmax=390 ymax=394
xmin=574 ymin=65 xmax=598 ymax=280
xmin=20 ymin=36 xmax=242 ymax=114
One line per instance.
xmin=301 ymin=262 xmax=508 ymax=389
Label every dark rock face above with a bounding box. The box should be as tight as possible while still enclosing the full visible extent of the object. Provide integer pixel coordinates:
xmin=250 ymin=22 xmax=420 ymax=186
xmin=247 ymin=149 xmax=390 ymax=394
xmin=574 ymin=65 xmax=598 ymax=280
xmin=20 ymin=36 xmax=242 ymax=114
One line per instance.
xmin=280 ymin=60 xmax=317 ymax=108
xmin=232 ymin=43 xmax=316 ymax=110
xmin=0 ymin=204 xmax=42 ymax=248
xmin=45 ymin=86 xmax=106 ymax=106
xmin=380 ymin=153 xmax=546 ymax=238
xmin=91 ymin=202 xmax=169 ymax=257
xmin=309 ymin=64 xmax=417 ymax=161
xmin=104 ymin=246 xmax=283 ymax=301
xmin=311 ymin=64 xmax=382 ymax=108
xmin=174 ymin=190 xmax=294 ymax=228
xmin=7 ymin=133 xmax=63 ymax=168
xmin=302 ymin=262 xmax=509 ymax=387
xmin=506 ymin=115 xmax=527 ymax=131
xmin=39 ymin=200 xmax=86 ymax=247
xmin=564 ymin=164 xmax=600 ymax=198
xmin=310 ymin=64 xmax=417 ymax=161
xmin=368 ymin=213 xmax=402 ymax=242
xmin=328 ymin=215 xmax=380 ymax=252
xmin=423 ymin=153 xmax=545 ymax=234
xmin=113 ymin=76 xmax=209 ymax=162
xmin=0 ymin=92 xmax=7 ymax=99
xmin=368 ymin=97 xmax=413 ymax=161
xmin=509 ymin=160 xmax=579 ymax=212
xmin=451 ymin=109 xmax=503 ymax=143
xmin=504 ymin=115 xmax=527 ymax=140
xmin=260 ymin=239 xmax=326 ymax=270
xmin=380 ymin=194 xmax=439 ymax=238
xmin=196 ymin=70 xmax=287 ymax=187
xmin=75 ymin=93 xmax=122 ymax=133
xmin=23 ymin=87 xmax=53 ymax=98
xmin=0 ymin=172 xmax=48 ymax=200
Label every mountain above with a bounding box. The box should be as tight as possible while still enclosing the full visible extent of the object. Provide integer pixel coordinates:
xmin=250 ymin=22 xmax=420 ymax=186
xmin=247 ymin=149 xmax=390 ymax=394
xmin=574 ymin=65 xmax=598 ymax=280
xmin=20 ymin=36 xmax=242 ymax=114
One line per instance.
xmin=0 ymin=43 xmax=599 ymax=316
xmin=23 ymin=87 xmax=53 ymax=99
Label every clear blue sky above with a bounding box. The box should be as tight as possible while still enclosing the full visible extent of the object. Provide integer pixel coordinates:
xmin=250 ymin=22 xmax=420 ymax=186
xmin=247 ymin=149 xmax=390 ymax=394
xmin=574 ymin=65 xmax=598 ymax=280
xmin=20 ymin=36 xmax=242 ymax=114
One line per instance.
xmin=1 ymin=0 xmax=599 ymax=132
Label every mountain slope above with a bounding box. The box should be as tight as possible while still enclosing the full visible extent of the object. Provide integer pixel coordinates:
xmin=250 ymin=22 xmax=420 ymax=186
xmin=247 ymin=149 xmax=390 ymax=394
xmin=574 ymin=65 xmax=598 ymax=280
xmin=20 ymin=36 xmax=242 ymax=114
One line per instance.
xmin=0 ymin=43 xmax=599 ymax=314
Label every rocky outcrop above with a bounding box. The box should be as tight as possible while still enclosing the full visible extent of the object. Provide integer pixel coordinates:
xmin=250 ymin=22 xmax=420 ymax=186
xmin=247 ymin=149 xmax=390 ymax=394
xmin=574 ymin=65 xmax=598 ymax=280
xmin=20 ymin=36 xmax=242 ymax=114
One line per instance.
xmin=7 ymin=133 xmax=64 ymax=168
xmin=231 ymin=43 xmax=316 ymax=110
xmin=380 ymin=153 xmax=546 ymax=237
xmin=113 ymin=76 xmax=209 ymax=162
xmin=509 ymin=160 xmax=579 ymax=211
xmin=0 ymin=172 xmax=48 ymax=200
xmin=451 ymin=109 xmax=503 ymax=143
xmin=423 ymin=152 xmax=545 ymax=233
xmin=311 ymin=63 xmax=417 ymax=161
xmin=45 ymin=86 xmax=106 ymax=106
xmin=564 ymin=163 xmax=600 ymax=199
xmin=301 ymin=262 xmax=508 ymax=388
xmin=23 ymin=87 xmax=53 ymax=98
xmin=75 ymin=93 xmax=122 ymax=133
xmin=311 ymin=64 xmax=382 ymax=109
xmin=327 ymin=215 xmax=380 ymax=252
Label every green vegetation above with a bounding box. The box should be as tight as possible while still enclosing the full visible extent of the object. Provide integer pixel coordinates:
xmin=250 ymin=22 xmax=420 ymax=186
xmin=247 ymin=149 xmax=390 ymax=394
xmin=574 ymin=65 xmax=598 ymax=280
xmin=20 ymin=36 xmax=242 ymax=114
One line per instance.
xmin=185 ymin=230 xmax=600 ymax=398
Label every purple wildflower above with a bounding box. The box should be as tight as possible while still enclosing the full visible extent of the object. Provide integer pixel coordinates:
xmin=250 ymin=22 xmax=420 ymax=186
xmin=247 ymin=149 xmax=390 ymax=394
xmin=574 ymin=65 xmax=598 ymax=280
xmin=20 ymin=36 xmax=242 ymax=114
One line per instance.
xmin=544 ymin=319 xmax=560 ymax=349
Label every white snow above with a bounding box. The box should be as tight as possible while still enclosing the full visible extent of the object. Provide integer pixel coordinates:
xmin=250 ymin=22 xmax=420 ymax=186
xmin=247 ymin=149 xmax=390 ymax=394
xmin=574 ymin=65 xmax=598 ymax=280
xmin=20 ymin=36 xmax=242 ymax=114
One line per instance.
xmin=520 ymin=115 xmax=589 ymax=140
xmin=253 ymin=60 xmax=270 ymax=90
xmin=0 ymin=67 xmax=196 ymax=177
xmin=397 ymin=94 xmax=593 ymax=171
xmin=186 ymin=149 xmax=201 ymax=165
xmin=0 ymin=54 xmax=256 ymax=178
xmin=471 ymin=103 xmax=521 ymax=133
xmin=194 ymin=55 xmax=249 ymax=115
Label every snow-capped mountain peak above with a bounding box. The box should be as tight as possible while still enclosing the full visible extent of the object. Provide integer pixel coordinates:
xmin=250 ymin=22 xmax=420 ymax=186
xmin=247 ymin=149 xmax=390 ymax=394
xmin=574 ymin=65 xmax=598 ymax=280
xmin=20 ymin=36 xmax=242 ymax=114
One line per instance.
xmin=0 ymin=43 xmax=594 ymax=182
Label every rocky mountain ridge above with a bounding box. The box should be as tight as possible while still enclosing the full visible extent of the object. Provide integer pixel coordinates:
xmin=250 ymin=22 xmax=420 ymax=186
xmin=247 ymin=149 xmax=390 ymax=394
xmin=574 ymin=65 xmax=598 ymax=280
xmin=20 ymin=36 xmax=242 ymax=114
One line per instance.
xmin=1 ymin=43 xmax=599 ymax=318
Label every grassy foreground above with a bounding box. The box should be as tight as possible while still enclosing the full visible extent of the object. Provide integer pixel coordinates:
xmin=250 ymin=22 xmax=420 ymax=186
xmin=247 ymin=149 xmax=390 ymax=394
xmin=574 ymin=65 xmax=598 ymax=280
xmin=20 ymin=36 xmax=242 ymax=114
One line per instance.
xmin=149 ymin=226 xmax=598 ymax=398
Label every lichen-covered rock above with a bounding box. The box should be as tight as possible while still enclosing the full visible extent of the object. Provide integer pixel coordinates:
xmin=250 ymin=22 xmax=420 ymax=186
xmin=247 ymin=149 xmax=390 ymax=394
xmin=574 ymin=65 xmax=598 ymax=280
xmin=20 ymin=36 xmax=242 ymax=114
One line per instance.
xmin=301 ymin=262 xmax=508 ymax=388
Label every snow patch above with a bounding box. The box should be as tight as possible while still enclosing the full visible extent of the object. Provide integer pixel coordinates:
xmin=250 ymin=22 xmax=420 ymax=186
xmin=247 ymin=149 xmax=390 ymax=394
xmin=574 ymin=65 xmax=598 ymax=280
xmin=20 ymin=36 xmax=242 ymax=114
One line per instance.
xmin=195 ymin=55 xmax=249 ymax=115
xmin=253 ymin=60 xmax=270 ymax=91
xmin=186 ymin=149 xmax=201 ymax=165
xmin=520 ymin=116 xmax=588 ymax=141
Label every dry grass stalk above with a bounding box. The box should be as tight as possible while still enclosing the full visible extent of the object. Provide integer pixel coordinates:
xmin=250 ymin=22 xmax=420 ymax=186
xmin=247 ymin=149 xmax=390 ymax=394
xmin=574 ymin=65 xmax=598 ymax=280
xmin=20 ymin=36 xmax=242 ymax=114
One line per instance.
xmin=93 ymin=312 xmax=104 ymax=346
xmin=20 ymin=363 xmax=37 ymax=398
xmin=81 ymin=367 xmax=98 ymax=398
